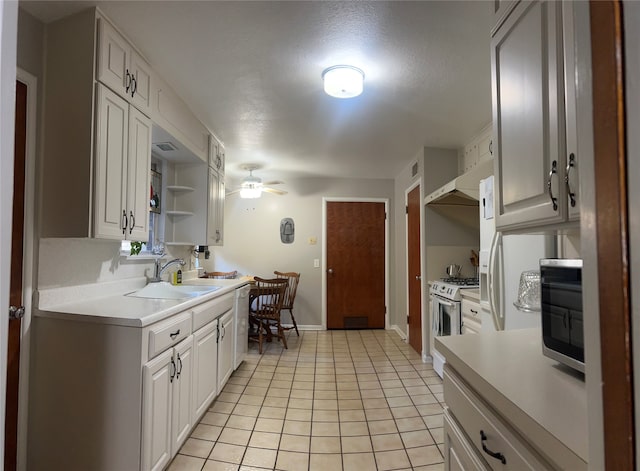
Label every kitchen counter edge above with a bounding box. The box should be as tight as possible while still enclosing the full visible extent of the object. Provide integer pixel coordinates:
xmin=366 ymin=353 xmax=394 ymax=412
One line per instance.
xmin=436 ymin=329 xmax=587 ymax=469
xmin=35 ymin=276 xmax=250 ymax=328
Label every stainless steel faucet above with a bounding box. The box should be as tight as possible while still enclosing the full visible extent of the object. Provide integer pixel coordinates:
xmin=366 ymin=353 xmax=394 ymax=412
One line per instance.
xmin=150 ymin=258 xmax=185 ymax=282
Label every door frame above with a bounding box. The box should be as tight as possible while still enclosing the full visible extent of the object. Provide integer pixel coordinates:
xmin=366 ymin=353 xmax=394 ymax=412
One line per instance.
xmin=321 ymin=197 xmax=389 ymax=330
xmin=14 ymin=68 xmax=37 ymax=471
xmin=404 ymin=179 xmax=426 ymax=356
xmin=1 ymin=2 xmax=19 ymax=465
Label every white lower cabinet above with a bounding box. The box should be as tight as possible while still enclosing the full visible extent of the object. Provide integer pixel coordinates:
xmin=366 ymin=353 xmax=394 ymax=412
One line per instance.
xmin=193 ymin=319 xmax=219 ymax=420
xmin=172 ymin=336 xmax=194 ymax=455
xmin=29 ymin=289 xmax=240 ymax=471
xmin=217 ymin=309 xmax=234 ymax=392
xmin=142 ymin=348 xmax=174 ymax=471
xmin=443 ymin=365 xmax=551 ymax=470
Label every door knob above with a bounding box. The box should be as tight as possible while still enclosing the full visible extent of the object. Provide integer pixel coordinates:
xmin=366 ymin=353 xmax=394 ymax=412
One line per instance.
xmin=327 ymin=268 xmax=334 ymax=274
xmin=416 ymin=275 xmax=421 ymax=281
xmin=9 ymin=305 xmax=25 ymax=320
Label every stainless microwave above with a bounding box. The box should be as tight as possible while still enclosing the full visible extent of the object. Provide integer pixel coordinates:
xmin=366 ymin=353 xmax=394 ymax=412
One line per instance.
xmin=540 ymin=259 xmax=584 ymax=373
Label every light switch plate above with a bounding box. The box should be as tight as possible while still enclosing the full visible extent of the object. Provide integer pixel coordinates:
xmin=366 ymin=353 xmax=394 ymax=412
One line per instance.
xmin=313 ymin=259 xmax=320 ymax=268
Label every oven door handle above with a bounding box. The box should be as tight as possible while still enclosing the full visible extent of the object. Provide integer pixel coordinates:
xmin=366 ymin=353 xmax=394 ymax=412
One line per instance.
xmin=435 ymin=298 xmax=455 ymax=308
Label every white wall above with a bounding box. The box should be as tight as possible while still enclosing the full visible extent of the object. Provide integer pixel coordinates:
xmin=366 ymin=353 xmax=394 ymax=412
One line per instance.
xmin=0 ymin=0 xmax=19 ymax=464
xmin=207 ymin=177 xmax=395 ymax=328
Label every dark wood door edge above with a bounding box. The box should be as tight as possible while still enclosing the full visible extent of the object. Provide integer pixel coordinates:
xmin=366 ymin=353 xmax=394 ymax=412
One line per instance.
xmin=590 ymin=1 xmax=634 ymax=468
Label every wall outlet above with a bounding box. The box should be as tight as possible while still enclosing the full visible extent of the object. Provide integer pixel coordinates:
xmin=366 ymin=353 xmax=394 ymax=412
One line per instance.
xmin=313 ymin=259 xmax=320 ymax=268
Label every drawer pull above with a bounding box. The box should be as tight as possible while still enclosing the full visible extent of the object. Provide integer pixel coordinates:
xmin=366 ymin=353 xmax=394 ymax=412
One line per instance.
xmin=169 ymin=329 xmax=181 ymax=340
xmin=470 ymin=309 xmax=478 ymax=315
xmin=480 ymin=430 xmax=506 ymax=465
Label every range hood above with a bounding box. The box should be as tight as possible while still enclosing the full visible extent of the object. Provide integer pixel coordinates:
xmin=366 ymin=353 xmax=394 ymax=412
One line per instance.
xmin=425 ymin=159 xmax=493 ymax=206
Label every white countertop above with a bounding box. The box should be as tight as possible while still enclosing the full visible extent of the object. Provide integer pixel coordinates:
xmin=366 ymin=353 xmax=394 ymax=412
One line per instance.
xmin=460 ymin=288 xmax=480 ymax=300
xmin=436 ymin=329 xmax=587 ymax=468
xmin=36 ymin=275 xmax=250 ymax=328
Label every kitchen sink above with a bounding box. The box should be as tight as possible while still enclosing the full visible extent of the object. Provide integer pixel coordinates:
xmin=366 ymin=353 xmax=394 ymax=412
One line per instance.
xmin=126 ymin=282 xmax=222 ymax=300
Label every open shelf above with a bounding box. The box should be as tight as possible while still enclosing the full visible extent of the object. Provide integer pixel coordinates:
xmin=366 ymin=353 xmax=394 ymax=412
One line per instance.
xmin=166 ymin=185 xmax=195 ymax=193
xmin=165 ymin=210 xmax=195 ymax=217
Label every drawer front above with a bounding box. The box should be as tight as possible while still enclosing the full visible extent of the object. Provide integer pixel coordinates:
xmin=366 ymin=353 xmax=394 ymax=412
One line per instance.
xmin=444 ymin=408 xmax=490 ymax=471
xmin=148 ymin=312 xmax=192 ymax=359
xmin=461 ymin=299 xmax=481 ymax=319
xmin=461 ymin=316 xmax=481 ymax=335
xmin=192 ymin=293 xmax=234 ymax=331
xmin=444 ymin=367 xmax=551 ymax=470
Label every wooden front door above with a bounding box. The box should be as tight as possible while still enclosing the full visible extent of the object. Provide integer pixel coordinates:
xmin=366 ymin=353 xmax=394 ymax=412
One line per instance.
xmin=326 ymin=201 xmax=386 ymax=329
xmin=407 ymin=186 xmax=422 ymax=354
xmin=5 ymin=80 xmax=27 ymax=471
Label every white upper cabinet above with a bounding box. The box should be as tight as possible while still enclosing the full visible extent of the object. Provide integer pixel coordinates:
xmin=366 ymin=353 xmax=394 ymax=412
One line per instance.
xmin=97 ymin=18 xmax=152 ymax=114
xmin=492 ymin=1 xmax=578 ymax=232
xmin=151 ymin=74 xmax=210 ymax=163
xmin=207 ymin=135 xmax=225 ymax=246
xmin=94 ymin=85 xmax=150 ymax=240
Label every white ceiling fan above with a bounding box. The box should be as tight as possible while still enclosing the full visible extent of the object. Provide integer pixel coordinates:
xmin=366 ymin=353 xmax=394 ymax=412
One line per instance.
xmin=227 ymin=164 xmax=287 ymax=199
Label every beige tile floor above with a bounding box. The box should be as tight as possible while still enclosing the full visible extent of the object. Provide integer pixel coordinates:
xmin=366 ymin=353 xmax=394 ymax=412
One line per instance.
xmin=168 ymin=330 xmax=445 ymax=471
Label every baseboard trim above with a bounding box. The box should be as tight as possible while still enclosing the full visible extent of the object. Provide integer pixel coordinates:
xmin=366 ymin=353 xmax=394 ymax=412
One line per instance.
xmin=283 ymin=324 xmax=325 ymax=331
xmin=389 ymin=324 xmax=407 ymax=340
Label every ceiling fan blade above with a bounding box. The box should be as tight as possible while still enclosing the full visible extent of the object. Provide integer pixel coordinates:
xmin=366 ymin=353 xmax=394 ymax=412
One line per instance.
xmin=263 ymin=180 xmax=284 ymax=186
xmin=226 ymin=188 xmax=242 ymax=196
xmin=262 ymin=187 xmax=288 ymax=196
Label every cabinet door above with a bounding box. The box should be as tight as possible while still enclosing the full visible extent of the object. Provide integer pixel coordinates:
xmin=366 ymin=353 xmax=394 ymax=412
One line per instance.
xmin=562 ymin=2 xmax=579 ymax=222
xmin=94 ymin=84 xmax=129 ymax=239
xmin=444 ymin=409 xmax=490 ymax=471
xmin=193 ymin=320 xmax=219 ymax=420
xmin=126 ymin=106 xmax=152 ymax=240
xmin=130 ymin=51 xmax=153 ymax=114
xmin=217 ymin=310 xmax=234 ymax=392
xmin=142 ymin=348 xmax=174 ymax=471
xmin=492 ymin=1 xmax=566 ymax=231
xmin=97 ymin=19 xmax=130 ymax=98
xmin=207 ymin=167 xmax=223 ymax=246
xmin=172 ymin=336 xmax=194 ymax=456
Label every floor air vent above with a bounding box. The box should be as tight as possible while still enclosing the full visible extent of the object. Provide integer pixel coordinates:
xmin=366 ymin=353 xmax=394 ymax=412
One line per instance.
xmin=344 ymin=316 xmax=369 ymax=329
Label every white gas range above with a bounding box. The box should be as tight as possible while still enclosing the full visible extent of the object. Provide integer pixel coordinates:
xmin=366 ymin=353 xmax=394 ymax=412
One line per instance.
xmin=430 ymin=278 xmax=479 ymax=377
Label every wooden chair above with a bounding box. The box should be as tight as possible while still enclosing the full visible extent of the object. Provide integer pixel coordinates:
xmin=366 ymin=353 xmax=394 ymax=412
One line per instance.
xmin=274 ymin=271 xmax=301 ymax=336
xmin=202 ymin=270 xmax=238 ymax=279
xmin=249 ymin=277 xmax=289 ymax=354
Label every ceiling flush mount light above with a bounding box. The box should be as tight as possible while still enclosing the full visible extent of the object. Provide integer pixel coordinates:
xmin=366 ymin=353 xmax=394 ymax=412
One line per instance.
xmin=322 ymin=65 xmax=365 ymax=98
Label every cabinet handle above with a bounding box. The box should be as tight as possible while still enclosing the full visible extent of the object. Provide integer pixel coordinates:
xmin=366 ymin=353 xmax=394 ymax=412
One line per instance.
xmin=176 ymin=353 xmax=183 ymax=379
xmin=130 ymin=75 xmax=137 ymax=98
xmin=122 ymin=210 xmax=128 ymax=235
xmin=169 ymin=329 xmax=180 ymax=340
xmin=547 ymin=160 xmax=558 ymax=211
xmin=489 ymin=139 xmax=493 ymax=155
xmin=470 ymin=309 xmax=478 ymax=315
xmin=216 ymin=230 xmax=221 ymax=243
xmin=565 ymin=153 xmax=577 ymax=207
xmin=129 ymin=211 xmax=135 ymax=235
xmin=170 ymin=357 xmax=176 ymax=383
xmin=216 ymin=325 xmax=220 ymax=343
xmin=221 ymin=324 xmax=226 ymax=340
xmin=480 ymin=430 xmax=506 ymax=464
xmin=125 ymin=69 xmax=131 ymax=93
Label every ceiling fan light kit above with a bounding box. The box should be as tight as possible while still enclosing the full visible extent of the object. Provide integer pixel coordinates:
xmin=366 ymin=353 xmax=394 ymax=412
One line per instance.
xmin=229 ymin=165 xmax=288 ymax=198
xmin=240 ymin=186 xmax=262 ymax=199
xmin=322 ymin=65 xmax=365 ymax=98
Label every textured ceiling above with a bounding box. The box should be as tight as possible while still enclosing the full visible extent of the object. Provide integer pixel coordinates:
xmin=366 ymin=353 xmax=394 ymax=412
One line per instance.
xmin=21 ymin=0 xmax=493 ymax=185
